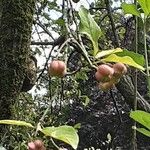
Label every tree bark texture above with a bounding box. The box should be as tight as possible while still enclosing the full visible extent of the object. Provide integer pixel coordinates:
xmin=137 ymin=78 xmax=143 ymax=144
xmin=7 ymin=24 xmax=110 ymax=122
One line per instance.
xmin=116 ymin=75 xmax=150 ymax=112
xmin=0 ymin=0 xmax=35 ymax=132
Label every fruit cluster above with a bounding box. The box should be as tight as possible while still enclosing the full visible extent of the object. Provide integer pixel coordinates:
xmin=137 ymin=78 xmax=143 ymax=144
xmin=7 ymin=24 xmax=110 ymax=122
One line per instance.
xmin=95 ymin=63 xmax=127 ymax=91
xmin=48 ymin=60 xmax=66 ymax=77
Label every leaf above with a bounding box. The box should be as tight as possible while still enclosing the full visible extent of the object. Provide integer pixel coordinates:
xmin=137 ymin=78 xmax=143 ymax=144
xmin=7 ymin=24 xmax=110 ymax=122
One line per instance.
xmin=54 ymin=18 xmax=65 ymax=26
xmin=136 ymin=127 xmax=150 ymax=137
xmin=138 ymin=0 xmax=150 ymax=16
xmin=79 ymin=6 xmax=102 ymax=56
xmin=41 ymin=125 xmax=79 ymax=149
xmin=74 ymin=123 xmax=81 ymax=129
xmin=0 ymin=120 xmax=34 ymax=128
xmin=101 ymin=54 xmax=145 ymax=70
xmin=130 ymin=110 xmax=150 ymax=130
xmin=75 ymin=71 xmax=88 ymax=81
xmin=95 ymin=48 xmax=123 ymax=59
xmin=80 ymin=95 xmax=90 ymax=106
xmin=116 ymin=49 xmax=145 ymax=66
xmin=121 ymin=3 xmax=141 ymax=17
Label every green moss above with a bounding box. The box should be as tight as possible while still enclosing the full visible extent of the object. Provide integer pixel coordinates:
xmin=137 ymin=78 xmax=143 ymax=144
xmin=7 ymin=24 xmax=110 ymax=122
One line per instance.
xmin=0 ymin=0 xmax=35 ymax=123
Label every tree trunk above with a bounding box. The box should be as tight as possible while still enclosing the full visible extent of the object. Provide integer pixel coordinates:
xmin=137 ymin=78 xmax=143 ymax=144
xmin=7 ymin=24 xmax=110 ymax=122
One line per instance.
xmin=116 ymin=75 xmax=150 ymax=112
xmin=0 ymin=0 xmax=35 ymax=134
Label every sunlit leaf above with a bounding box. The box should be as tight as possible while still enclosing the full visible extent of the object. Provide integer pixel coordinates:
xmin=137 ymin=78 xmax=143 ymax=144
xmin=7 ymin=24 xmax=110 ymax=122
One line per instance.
xmin=95 ymin=48 xmax=123 ymax=59
xmin=41 ymin=125 xmax=79 ymax=149
xmin=0 ymin=120 xmax=34 ymax=128
xmin=130 ymin=110 xmax=150 ymax=130
xmin=136 ymin=127 xmax=150 ymax=137
xmin=116 ymin=49 xmax=145 ymax=66
xmin=80 ymin=95 xmax=90 ymax=106
xmin=79 ymin=6 xmax=102 ymax=56
xmin=101 ymin=54 xmax=145 ymax=70
xmin=121 ymin=3 xmax=141 ymax=17
xmin=138 ymin=0 xmax=150 ymax=16
xmin=74 ymin=123 xmax=81 ymax=129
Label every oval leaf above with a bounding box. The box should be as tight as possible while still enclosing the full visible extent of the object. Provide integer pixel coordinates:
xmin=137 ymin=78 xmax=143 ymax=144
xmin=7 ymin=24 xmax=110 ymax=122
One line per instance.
xmin=79 ymin=6 xmax=102 ymax=56
xmin=130 ymin=110 xmax=150 ymax=130
xmin=135 ymin=127 xmax=150 ymax=137
xmin=41 ymin=125 xmax=79 ymax=149
xmin=138 ymin=0 xmax=150 ymax=16
xmin=116 ymin=49 xmax=145 ymax=66
xmin=121 ymin=3 xmax=141 ymax=17
xmin=95 ymin=48 xmax=123 ymax=59
xmin=101 ymin=54 xmax=145 ymax=70
xmin=0 ymin=120 xmax=34 ymax=128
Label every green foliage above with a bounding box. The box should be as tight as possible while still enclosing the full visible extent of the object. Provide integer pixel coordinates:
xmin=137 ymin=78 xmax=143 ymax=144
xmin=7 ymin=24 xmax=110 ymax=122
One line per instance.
xmin=100 ymin=49 xmax=145 ymax=70
xmin=122 ymin=0 xmax=150 ymax=17
xmin=41 ymin=125 xmax=79 ymax=149
xmin=138 ymin=0 xmax=150 ymax=16
xmin=2 ymin=0 xmax=150 ymax=149
xmin=0 ymin=120 xmax=79 ymax=149
xmin=95 ymin=48 xmax=123 ymax=59
xmin=121 ymin=3 xmax=141 ymax=17
xmin=101 ymin=53 xmax=144 ymax=70
xmin=130 ymin=110 xmax=150 ymax=137
xmin=130 ymin=110 xmax=150 ymax=130
xmin=79 ymin=6 xmax=102 ymax=56
xmin=136 ymin=128 xmax=150 ymax=137
xmin=0 ymin=120 xmax=34 ymax=128
xmin=116 ymin=49 xmax=145 ymax=66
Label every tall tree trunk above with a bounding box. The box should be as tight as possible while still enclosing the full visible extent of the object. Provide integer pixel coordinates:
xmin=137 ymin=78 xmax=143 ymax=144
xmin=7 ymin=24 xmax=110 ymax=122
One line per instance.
xmin=0 ymin=0 xmax=35 ymax=134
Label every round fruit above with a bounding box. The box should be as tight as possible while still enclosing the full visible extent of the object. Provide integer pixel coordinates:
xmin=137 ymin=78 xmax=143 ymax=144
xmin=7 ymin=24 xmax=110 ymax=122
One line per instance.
xmin=34 ymin=140 xmax=44 ymax=149
xmin=97 ymin=64 xmax=114 ymax=76
xmin=95 ymin=64 xmax=114 ymax=82
xmin=113 ymin=62 xmax=127 ymax=77
xmin=95 ymin=71 xmax=103 ymax=81
xmin=48 ymin=60 xmax=66 ymax=77
xmin=99 ymin=81 xmax=114 ymax=91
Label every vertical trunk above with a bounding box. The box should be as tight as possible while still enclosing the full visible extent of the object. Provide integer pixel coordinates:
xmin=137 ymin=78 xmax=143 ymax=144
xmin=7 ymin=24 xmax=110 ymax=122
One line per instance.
xmin=0 ymin=0 xmax=35 ymax=133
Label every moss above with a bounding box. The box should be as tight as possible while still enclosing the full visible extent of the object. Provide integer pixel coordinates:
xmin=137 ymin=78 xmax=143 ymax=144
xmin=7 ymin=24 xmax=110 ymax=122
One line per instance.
xmin=0 ymin=0 xmax=35 ymax=124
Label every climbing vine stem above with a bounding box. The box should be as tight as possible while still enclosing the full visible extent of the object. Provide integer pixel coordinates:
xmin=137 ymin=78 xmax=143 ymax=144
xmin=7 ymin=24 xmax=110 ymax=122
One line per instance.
xmin=143 ymin=16 xmax=150 ymax=97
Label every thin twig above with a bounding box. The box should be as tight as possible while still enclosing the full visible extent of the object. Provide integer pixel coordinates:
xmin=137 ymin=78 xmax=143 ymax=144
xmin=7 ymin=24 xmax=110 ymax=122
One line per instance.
xmin=105 ymin=0 xmax=120 ymax=47
xmin=132 ymin=0 xmax=138 ymax=149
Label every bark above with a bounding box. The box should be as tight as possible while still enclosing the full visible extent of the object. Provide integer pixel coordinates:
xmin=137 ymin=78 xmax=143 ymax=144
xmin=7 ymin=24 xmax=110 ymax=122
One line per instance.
xmin=116 ymin=75 xmax=150 ymax=112
xmin=0 ymin=0 xmax=35 ymax=133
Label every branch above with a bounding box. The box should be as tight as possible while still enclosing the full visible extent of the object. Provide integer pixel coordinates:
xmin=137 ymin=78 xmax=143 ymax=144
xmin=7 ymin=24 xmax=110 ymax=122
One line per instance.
xmin=31 ymin=41 xmax=53 ymax=45
xmin=105 ymin=0 xmax=120 ymax=47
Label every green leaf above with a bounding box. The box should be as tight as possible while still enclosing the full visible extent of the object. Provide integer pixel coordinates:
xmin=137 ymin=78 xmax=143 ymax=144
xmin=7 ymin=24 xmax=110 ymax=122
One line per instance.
xmin=116 ymin=49 xmax=145 ymax=66
xmin=0 ymin=120 xmax=34 ymax=128
xmin=121 ymin=3 xmax=141 ymax=17
xmin=74 ymin=123 xmax=81 ymax=129
xmin=54 ymin=18 xmax=65 ymax=26
xmin=75 ymin=71 xmax=88 ymax=81
xmin=136 ymin=127 xmax=150 ymax=137
xmin=101 ymin=54 xmax=145 ymax=70
xmin=138 ymin=0 xmax=150 ymax=16
xmin=130 ymin=110 xmax=150 ymax=130
xmin=41 ymin=125 xmax=79 ymax=149
xmin=95 ymin=48 xmax=123 ymax=59
xmin=79 ymin=6 xmax=102 ymax=56
xmin=80 ymin=95 xmax=90 ymax=106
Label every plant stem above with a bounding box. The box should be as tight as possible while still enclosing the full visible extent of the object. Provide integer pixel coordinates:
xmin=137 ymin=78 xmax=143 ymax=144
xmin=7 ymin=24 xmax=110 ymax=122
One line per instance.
xmin=51 ymin=138 xmax=60 ymax=150
xmin=143 ymin=17 xmax=150 ymax=97
xmin=132 ymin=0 xmax=138 ymax=148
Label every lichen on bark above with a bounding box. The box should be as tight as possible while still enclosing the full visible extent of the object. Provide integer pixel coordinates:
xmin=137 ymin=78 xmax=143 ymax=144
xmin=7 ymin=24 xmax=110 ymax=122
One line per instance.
xmin=0 ymin=0 xmax=35 ymax=133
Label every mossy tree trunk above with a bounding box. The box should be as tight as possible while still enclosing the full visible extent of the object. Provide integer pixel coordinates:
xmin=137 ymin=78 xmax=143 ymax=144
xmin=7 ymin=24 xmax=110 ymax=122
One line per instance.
xmin=0 ymin=0 xmax=35 ymax=133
